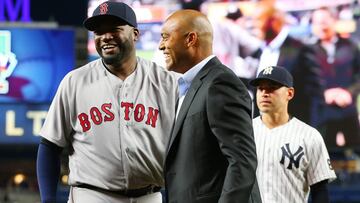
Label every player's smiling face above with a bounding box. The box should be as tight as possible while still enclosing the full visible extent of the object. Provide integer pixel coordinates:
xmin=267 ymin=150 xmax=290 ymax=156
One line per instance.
xmin=159 ymin=18 xmax=191 ymax=73
xmin=93 ymin=21 xmax=139 ymax=65
xmin=256 ymin=80 xmax=294 ymax=114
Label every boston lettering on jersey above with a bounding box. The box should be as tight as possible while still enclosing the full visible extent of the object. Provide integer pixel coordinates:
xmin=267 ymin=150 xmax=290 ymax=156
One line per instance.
xmin=280 ymin=143 xmax=304 ymax=169
xmin=77 ymin=102 xmax=159 ymax=132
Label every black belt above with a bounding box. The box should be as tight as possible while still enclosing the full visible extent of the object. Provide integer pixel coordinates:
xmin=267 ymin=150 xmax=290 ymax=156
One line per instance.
xmin=75 ymin=184 xmax=161 ymax=198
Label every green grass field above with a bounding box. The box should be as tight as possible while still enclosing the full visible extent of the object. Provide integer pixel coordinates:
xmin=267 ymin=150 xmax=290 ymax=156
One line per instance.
xmin=136 ymin=50 xmax=154 ymax=60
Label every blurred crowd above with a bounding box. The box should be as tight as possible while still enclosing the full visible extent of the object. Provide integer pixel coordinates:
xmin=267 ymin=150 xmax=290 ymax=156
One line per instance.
xmin=206 ymin=0 xmax=360 ymax=150
xmin=94 ymin=0 xmax=360 ymax=179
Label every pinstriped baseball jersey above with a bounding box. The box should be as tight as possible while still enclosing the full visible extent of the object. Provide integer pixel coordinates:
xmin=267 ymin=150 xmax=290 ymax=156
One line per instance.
xmin=253 ymin=116 xmax=336 ymax=203
xmin=40 ymin=57 xmax=179 ymax=190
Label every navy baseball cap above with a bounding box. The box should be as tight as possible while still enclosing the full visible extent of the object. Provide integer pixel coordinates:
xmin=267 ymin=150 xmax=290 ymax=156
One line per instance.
xmin=249 ymin=66 xmax=293 ymax=87
xmin=83 ymin=1 xmax=137 ymax=31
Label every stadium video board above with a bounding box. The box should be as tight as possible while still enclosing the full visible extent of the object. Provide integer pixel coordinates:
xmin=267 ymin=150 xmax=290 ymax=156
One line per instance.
xmin=0 ymin=27 xmax=75 ymax=144
xmin=0 ymin=27 xmax=75 ymax=103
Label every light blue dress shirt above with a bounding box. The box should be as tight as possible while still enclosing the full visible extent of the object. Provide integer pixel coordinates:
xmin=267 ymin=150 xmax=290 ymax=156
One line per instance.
xmin=176 ymin=55 xmax=215 ymax=118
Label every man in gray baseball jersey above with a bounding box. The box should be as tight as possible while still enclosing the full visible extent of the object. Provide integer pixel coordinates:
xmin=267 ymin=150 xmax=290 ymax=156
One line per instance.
xmin=250 ymin=66 xmax=336 ymax=203
xmin=36 ymin=1 xmax=178 ymax=203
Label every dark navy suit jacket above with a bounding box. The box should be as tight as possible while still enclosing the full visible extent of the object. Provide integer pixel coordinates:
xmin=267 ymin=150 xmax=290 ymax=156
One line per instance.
xmin=164 ymin=57 xmax=261 ymax=203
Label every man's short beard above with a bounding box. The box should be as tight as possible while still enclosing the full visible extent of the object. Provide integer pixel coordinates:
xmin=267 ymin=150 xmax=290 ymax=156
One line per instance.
xmin=98 ymin=40 xmax=133 ymax=66
xmin=102 ymin=54 xmax=120 ymax=65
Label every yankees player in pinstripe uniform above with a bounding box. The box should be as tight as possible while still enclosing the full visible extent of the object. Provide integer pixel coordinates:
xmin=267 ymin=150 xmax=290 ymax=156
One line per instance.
xmin=36 ymin=2 xmax=178 ymax=203
xmin=249 ymin=66 xmax=336 ymax=203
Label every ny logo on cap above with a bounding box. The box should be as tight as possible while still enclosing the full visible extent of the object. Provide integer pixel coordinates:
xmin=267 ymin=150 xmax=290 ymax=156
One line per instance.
xmin=99 ymin=3 xmax=109 ymax=15
xmin=263 ymin=66 xmax=274 ymax=75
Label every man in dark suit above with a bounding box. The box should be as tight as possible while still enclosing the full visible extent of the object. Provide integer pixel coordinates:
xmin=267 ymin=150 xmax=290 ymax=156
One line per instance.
xmin=310 ymin=7 xmax=360 ymax=148
xmin=158 ymin=9 xmax=260 ymax=203
xmin=250 ymin=1 xmax=321 ymax=125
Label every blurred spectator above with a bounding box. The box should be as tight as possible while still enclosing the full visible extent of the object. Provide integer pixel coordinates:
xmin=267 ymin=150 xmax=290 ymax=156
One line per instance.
xmin=179 ymin=0 xmax=205 ymax=10
xmin=212 ymin=4 xmax=261 ymax=82
xmin=248 ymin=0 xmax=321 ymax=122
xmin=338 ymin=4 xmax=354 ymax=21
xmin=310 ymin=7 xmax=360 ymax=149
xmin=353 ymin=0 xmax=360 ymax=20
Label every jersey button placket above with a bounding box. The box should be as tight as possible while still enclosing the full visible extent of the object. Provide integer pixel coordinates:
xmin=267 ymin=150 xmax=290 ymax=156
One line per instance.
xmin=118 ymin=80 xmax=127 ymax=184
xmin=121 ymin=80 xmax=133 ymax=186
xmin=124 ymin=83 xmax=129 ymax=97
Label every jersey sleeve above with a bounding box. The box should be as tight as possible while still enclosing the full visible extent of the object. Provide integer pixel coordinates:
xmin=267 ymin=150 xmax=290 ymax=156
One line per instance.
xmin=306 ymin=129 xmax=337 ymax=185
xmin=40 ymin=73 xmax=74 ymax=147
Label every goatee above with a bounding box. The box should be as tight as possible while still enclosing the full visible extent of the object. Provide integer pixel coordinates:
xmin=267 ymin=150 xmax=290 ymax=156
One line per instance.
xmin=102 ymin=55 xmax=119 ymax=65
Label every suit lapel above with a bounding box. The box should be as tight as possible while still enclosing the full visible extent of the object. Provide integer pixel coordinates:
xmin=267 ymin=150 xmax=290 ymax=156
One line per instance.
xmin=166 ymin=57 xmax=221 ymax=155
xmin=166 ymin=79 xmax=201 ymax=155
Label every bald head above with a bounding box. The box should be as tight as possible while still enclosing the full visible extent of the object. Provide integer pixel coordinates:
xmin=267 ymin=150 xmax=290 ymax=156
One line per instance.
xmin=159 ymin=9 xmax=214 ymax=73
xmin=166 ymin=9 xmax=213 ymax=49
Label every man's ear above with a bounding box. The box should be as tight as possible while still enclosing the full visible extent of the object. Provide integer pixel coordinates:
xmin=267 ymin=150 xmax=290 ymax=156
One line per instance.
xmin=133 ymin=28 xmax=140 ymax=41
xmin=288 ymin=87 xmax=295 ymax=100
xmin=186 ymin=32 xmax=197 ymax=47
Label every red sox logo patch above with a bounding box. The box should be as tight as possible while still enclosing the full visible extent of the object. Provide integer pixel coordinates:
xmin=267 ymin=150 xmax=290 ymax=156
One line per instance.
xmin=99 ymin=3 xmax=109 ymax=15
xmin=77 ymin=102 xmax=159 ymax=132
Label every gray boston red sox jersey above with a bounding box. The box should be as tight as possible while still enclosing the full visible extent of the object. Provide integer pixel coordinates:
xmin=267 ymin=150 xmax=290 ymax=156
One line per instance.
xmin=40 ymin=57 xmax=179 ymax=190
xmin=253 ymin=116 xmax=336 ymax=203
